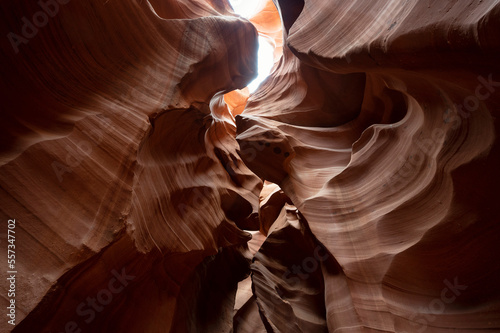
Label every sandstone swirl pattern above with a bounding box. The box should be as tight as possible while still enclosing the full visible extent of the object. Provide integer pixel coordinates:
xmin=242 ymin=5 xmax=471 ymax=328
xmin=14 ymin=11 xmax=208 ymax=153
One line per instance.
xmin=1 ymin=1 xmax=260 ymax=332
xmin=237 ymin=0 xmax=500 ymax=332
xmin=0 ymin=0 xmax=499 ymax=332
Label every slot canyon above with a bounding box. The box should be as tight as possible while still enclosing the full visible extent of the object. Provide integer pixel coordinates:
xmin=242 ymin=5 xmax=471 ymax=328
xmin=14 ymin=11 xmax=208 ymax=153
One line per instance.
xmin=1 ymin=0 xmax=500 ymax=332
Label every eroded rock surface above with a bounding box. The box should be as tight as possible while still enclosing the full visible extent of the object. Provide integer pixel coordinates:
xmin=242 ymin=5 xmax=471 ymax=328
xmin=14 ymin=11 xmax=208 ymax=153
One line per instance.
xmin=237 ymin=0 xmax=500 ymax=331
xmin=1 ymin=0 xmax=500 ymax=332
xmin=1 ymin=1 xmax=259 ymax=332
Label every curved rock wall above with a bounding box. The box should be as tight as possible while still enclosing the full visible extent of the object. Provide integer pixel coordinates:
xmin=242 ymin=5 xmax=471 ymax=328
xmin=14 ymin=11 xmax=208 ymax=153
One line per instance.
xmin=1 ymin=0 xmax=259 ymax=332
xmin=237 ymin=0 xmax=500 ymax=331
xmin=1 ymin=0 xmax=499 ymax=332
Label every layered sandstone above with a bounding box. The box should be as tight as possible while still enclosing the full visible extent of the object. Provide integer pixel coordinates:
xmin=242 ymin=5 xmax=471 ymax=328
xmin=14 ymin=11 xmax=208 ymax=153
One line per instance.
xmin=1 ymin=1 xmax=260 ymax=332
xmin=1 ymin=0 xmax=500 ymax=332
xmin=237 ymin=0 xmax=500 ymax=331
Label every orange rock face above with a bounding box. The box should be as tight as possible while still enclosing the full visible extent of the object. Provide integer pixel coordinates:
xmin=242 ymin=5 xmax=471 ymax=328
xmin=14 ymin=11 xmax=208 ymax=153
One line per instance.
xmin=223 ymin=0 xmax=283 ymax=114
xmin=1 ymin=0 xmax=500 ymax=332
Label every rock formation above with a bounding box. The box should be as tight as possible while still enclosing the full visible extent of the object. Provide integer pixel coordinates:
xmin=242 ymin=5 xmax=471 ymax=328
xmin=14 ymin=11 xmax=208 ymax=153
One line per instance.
xmin=1 ymin=0 xmax=499 ymax=332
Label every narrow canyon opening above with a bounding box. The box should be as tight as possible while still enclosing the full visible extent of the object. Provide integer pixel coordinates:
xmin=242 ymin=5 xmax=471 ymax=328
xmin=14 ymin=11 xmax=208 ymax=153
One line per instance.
xmin=228 ymin=0 xmax=281 ymax=92
xmin=1 ymin=0 xmax=500 ymax=332
xmin=224 ymin=0 xmax=283 ymax=115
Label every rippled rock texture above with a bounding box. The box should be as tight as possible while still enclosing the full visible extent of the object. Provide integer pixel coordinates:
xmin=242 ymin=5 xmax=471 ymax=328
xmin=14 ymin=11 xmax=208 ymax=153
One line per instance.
xmin=1 ymin=0 xmax=500 ymax=332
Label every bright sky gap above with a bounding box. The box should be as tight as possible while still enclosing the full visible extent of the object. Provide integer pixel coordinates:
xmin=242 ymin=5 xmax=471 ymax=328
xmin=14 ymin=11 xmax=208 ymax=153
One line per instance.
xmin=229 ymin=0 xmax=275 ymax=93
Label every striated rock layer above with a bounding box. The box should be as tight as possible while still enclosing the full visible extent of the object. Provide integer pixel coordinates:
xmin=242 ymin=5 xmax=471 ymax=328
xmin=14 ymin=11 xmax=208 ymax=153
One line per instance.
xmin=1 ymin=0 xmax=500 ymax=332
xmin=237 ymin=0 xmax=500 ymax=332
xmin=1 ymin=0 xmax=260 ymax=332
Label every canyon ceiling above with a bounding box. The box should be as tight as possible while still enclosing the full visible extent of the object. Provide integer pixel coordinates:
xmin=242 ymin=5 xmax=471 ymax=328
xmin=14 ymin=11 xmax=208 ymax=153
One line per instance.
xmin=1 ymin=0 xmax=500 ymax=332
